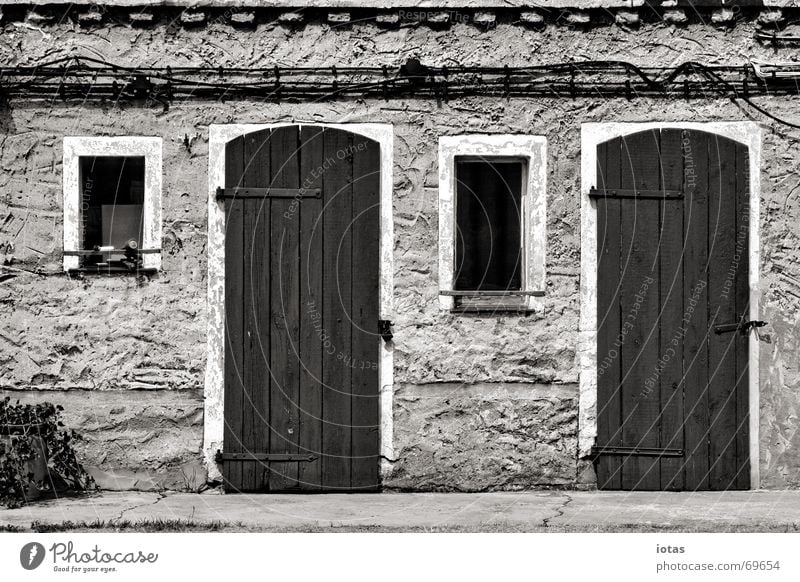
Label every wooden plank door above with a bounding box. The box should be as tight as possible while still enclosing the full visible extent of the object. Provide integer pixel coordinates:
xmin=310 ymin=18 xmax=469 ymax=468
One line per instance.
xmin=595 ymin=128 xmax=751 ymax=491
xmin=222 ymin=126 xmax=381 ymax=492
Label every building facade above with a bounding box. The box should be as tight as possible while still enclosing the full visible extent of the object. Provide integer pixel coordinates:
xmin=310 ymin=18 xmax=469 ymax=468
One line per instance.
xmin=1 ymin=0 xmax=799 ymax=492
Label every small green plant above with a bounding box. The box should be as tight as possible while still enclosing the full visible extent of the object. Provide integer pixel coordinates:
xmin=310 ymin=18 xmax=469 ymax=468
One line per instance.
xmin=0 ymin=398 xmax=96 ymax=508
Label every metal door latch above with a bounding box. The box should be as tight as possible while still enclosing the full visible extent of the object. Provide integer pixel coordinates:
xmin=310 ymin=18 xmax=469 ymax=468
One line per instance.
xmin=714 ymin=320 xmax=767 ymax=336
xmin=378 ymin=320 xmax=393 ymax=342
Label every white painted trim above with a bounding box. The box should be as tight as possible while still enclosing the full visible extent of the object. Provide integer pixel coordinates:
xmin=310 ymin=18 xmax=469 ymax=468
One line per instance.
xmin=62 ymin=136 xmax=163 ymax=271
xmin=579 ymin=121 xmax=761 ymax=489
xmin=204 ymin=122 xmax=394 ymax=483
xmin=438 ymin=134 xmax=547 ymax=311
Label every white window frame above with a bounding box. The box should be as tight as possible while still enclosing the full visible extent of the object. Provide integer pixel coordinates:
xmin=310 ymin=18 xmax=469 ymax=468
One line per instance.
xmin=62 ymin=136 xmax=162 ymax=271
xmin=438 ymin=134 xmax=547 ymax=311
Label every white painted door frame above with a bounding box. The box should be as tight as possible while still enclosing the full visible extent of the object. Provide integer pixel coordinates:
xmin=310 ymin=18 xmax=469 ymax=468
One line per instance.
xmin=578 ymin=121 xmax=761 ymax=489
xmin=203 ymin=122 xmax=394 ymax=483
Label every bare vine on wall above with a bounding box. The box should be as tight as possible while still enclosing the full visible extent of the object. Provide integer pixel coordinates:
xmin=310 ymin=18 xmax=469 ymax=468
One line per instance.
xmin=0 ymin=398 xmax=97 ymax=508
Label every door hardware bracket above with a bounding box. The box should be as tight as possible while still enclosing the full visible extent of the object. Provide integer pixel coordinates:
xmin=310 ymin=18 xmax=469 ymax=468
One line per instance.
xmin=714 ymin=320 xmax=767 ymax=335
xmin=379 ymin=319 xmax=393 ymax=342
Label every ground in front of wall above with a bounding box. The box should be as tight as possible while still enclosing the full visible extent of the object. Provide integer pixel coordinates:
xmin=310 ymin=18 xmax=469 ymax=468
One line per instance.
xmin=2 ymin=491 xmax=800 ymax=532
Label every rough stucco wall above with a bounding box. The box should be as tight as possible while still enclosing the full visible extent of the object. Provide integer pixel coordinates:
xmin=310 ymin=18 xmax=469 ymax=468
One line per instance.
xmin=0 ymin=107 xmax=209 ymax=488
xmin=389 ymin=383 xmax=578 ymax=490
xmin=0 ymin=12 xmax=799 ymax=489
xmin=758 ymin=134 xmax=800 ymax=489
xmin=6 ymin=390 xmax=206 ymax=491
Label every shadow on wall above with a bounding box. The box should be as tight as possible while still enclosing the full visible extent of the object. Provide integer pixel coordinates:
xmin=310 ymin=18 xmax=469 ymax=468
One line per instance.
xmin=0 ymin=100 xmax=16 ymax=135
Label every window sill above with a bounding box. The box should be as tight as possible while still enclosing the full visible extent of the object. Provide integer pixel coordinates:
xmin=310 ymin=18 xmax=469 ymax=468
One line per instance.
xmin=442 ymin=290 xmax=544 ymax=314
xmin=449 ymin=305 xmax=534 ymax=314
xmin=63 ymin=249 xmax=161 ymax=274
xmin=439 ymin=290 xmax=545 ymax=297
xmin=67 ymin=267 xmax=158 ymax=275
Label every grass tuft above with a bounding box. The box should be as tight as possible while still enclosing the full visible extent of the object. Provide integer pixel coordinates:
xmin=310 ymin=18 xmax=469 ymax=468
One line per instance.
xmin=26 ymin=518 xmax=234 ymax=533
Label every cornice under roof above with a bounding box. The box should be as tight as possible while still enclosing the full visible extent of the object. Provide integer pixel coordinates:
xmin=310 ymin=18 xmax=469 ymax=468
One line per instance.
xmin=2 ymin=1 xmax=799 ymax=8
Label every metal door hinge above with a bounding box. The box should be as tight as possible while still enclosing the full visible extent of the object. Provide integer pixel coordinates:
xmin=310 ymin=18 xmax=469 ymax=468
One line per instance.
xmin=216 ymin=187 xmax=320 ymax=200
xmin=215 ymin=451 xmax=317 ymax=463
xmin=588 ymin=187 xmax=683 ymax=200
xmin=379 ymin=319 xmax=393 ymax=342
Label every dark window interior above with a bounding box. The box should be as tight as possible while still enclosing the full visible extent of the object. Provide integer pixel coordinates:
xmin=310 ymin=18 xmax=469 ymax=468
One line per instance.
xmin=79 ymin=156 xmax=145 ymax=266
xmin=454 ymin=157 xmax=525 ymax=292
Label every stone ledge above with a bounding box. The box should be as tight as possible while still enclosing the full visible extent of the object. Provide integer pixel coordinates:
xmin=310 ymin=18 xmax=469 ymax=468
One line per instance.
xmin=77 ymin=10 xmax=103 ymax=23
xmin=180 ymin=10 xmax=206 ymax=25
xmin=395 ymin=381 xmax=579 ymax=399
xmin=129 ymin=10 xmax=155 ymax=23
xmin=230 ymin=10 xmax=255 ymax=25
xmin=615 ymin=9 xmax=639 ymax=26
xmin=663 ymin=8 xmax=688 ymax=24
xmin=473 ymin=10 xmax=496 ymax=24
xmin=0 ymin=1 xmax=651 ymax=7
xmin=519 ymin=10 xmax=545 ymax=24
xmin=327 ymin=11 xmax=351 ymax=23
xmin=0 ymin=0 xmax=795 ymax=39
xmin=88 ymin=463 xmax=207 ymax=492
xmin=758 ymin=9 xmax=784 ymax=24
xmin=0 ymin=3 xmax=792 ymax=31
xmin=278 ymin=11 xmax=303 ymax=23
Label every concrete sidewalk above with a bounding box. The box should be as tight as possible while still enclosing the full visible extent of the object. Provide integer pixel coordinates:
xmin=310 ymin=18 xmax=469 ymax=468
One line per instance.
xmin=3 ymin=490 xmax=800 ymax=532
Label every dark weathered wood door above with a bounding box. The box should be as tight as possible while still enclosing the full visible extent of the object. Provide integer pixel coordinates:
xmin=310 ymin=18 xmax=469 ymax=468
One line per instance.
xmin=222 ymin=126 xmax=381 ymax=492
xmin=595 ymin=128 xmax=750 ymax=491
